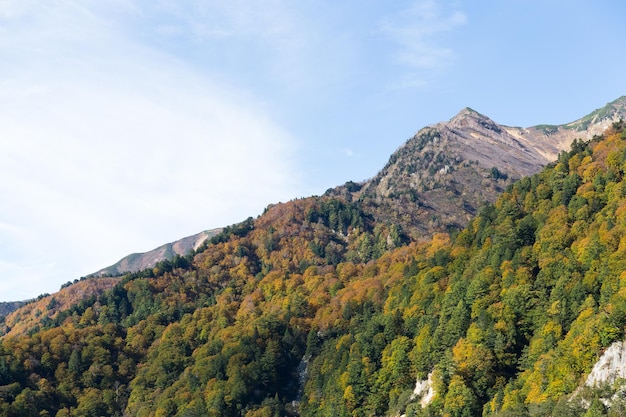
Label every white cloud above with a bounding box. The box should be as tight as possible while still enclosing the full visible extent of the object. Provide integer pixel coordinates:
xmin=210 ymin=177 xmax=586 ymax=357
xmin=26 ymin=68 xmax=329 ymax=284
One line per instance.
xmin=0 ymin=1 xmax=301 ymax=300
xmin=380 ymin=0 xmax=466 ymax=83
xmin=132 ymin=0 xmax=312 ymax=86
xmin=150 ymin=0 xmax=300 ymax=44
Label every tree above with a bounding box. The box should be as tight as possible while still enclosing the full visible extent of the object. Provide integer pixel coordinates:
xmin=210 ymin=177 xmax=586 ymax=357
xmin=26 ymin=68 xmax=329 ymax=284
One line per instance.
xmin=443 ymin=375 xmax=478 ymax=417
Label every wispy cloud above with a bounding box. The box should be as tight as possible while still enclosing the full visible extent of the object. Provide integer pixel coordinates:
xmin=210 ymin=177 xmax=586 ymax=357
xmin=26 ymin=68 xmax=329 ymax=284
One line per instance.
xmin=0 ymin=1 xmax=301 ymax=300
xmin=130 ymin=0 xmax=316 ymax=88
xmin=155 ymin=0 xmax=298 ymax=42
xmin=379 ymin=0 xmax=466 ymax=86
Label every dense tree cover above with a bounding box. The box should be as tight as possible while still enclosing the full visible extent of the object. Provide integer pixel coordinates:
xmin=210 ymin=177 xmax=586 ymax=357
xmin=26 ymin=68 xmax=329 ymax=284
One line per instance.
xmin=2 ymin=125 xmax=626 ymax=416
xmin=0 ymin=196 xmax=406 ymax=416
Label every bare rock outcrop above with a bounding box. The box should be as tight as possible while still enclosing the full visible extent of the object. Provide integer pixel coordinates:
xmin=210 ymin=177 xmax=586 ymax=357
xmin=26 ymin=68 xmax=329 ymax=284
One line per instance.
xmin=586 ymin=340 xmax=626 ymax=388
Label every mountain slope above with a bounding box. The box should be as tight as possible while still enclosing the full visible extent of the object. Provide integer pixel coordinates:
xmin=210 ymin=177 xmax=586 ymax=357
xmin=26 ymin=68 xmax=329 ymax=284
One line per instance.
xmin=328 ymin=96 xmax=626 ymax=239
xmin=303 ymin=124 xmax=626 ymax=416
xmin=91 ymin=228 xmax=221 ymax=277
xmin=2 ymin=120 xmax=626 ymax=416
xmin=1 ymin=99 xmax=626 ymax=416
xmin=523 ymin=95 xmax=626 ymax=157
xmin=1 ymin=278 xmax=121 ymax=337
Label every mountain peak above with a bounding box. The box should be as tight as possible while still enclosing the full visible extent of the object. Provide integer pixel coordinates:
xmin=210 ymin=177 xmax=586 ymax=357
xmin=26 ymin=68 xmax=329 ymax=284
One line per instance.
xmin=449 ymin=107 xmax=489 ymax=124
xmin=447 ymin=106 xmax=503 ymax=136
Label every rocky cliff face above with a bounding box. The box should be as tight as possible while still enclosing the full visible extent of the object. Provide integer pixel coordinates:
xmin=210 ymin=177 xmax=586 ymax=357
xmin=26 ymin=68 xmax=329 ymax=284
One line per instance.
xmin=328 ymin=96 xmax=626 ymax=239
xmin=586 ymin=341 xmax=626 ymax=388
xmin=565 ymin=340 xmax=626 ymax=409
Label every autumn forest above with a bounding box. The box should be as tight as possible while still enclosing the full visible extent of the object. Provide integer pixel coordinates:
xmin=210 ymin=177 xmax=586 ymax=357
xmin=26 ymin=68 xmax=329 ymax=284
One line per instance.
xmin=3 ymin=122 xmax=626 ymax=416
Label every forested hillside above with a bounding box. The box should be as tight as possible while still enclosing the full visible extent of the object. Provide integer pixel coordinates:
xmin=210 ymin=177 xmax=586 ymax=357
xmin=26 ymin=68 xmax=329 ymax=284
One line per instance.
xmin=2 ymin=123 xmax=626 ymax=416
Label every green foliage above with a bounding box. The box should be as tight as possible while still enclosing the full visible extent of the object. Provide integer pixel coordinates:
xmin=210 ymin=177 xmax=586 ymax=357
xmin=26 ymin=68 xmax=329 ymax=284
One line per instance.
xmin=3 ymin=130 xmax=626 ymax=416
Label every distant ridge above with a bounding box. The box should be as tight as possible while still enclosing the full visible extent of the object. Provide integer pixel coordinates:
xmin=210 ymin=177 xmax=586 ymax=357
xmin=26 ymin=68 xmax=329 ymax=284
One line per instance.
xmin=90 ymin=228 xmax=221 ymax=277
xmin=0 ymin=301 xmax=28 ymax=318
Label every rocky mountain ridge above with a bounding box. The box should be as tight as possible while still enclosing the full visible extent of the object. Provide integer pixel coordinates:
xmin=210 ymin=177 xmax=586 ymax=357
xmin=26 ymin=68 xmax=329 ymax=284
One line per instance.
xmin=329 ymin=96 xmax=626 ymax=239
xmin=90 ymin=228 xmax=221 ymax=277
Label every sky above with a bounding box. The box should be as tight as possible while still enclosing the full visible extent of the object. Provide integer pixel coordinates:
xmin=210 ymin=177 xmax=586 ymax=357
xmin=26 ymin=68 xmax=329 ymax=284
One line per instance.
xmin=1 ymin=0 xmax=626 ymax=302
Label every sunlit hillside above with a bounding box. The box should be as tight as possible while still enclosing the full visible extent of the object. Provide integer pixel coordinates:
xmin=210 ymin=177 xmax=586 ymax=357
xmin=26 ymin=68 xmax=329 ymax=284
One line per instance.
xmin=2 ymin=114 xmax=626 ymax=416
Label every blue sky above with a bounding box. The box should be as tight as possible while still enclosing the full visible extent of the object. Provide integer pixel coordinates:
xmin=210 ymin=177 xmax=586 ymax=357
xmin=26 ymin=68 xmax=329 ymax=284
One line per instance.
xmin=1 ymin=0 xmax=625 ymax=301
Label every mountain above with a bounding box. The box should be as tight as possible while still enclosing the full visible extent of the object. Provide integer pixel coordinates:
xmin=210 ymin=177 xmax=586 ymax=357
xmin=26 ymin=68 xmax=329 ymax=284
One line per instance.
xmin=90 ymin=228 xmax=221 ymax=277
xmin=329 ymin=96 xmax=626 ymax=239
xmin=1 ymin=98 xmax=626 ymax=416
